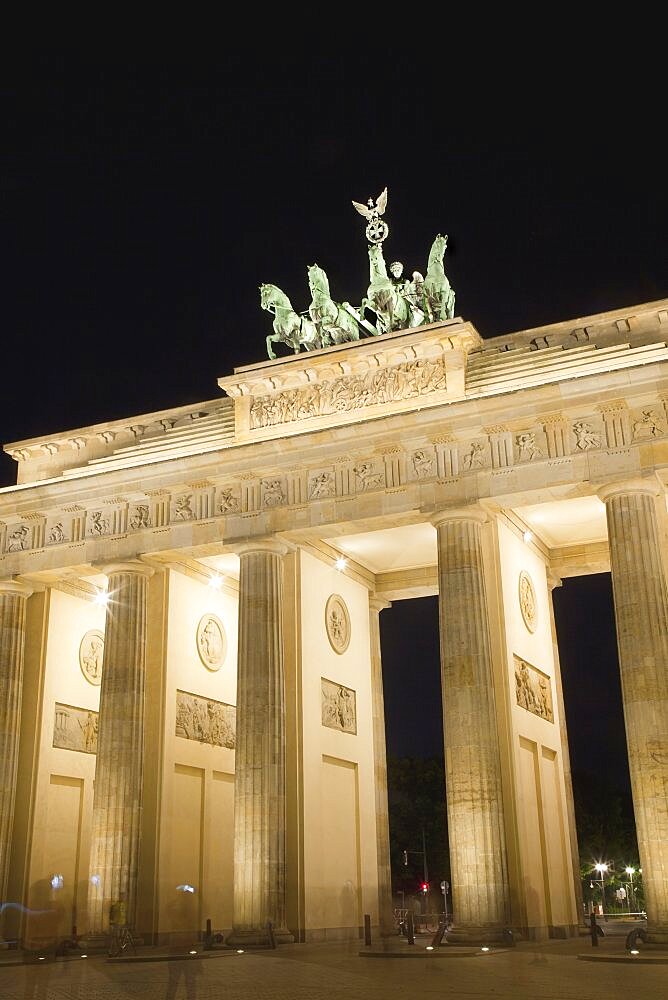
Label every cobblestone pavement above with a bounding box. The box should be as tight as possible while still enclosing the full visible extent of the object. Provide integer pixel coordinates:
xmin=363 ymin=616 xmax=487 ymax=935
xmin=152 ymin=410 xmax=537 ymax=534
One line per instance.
xmin=1 ymin=935 xmax=667 ymax=1000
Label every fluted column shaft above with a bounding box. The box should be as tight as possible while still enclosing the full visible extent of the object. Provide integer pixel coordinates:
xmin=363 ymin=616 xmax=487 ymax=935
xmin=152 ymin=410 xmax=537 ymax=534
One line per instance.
xmin=369 ymin=597 xmax=394 ymax=935
xmin=433 ymin=511 xmax=510 ymax=939
xmin=601 ymin=484 xmax=668 ymax=940
xmin=0 ymin=581 xmax=32 ymax=906
xmin=87 ymin=562 xmax=153 ymax=934
xmin=230 ymin=541 xmax=292 ymax=944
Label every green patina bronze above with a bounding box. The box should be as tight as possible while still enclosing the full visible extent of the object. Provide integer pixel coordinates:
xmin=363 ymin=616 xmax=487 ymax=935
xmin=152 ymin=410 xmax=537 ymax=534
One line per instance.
xmin=260 ymin=190 xmax=456 ymax=359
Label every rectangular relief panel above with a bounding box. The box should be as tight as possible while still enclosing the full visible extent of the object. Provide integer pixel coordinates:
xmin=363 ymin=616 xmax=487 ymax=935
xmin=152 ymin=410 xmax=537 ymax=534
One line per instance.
xmin=53 ymin=703 xmax=98 ymax=754
xmin=175 ymin=689 xmax=236 ymax=748
xmin=319 ymin=756 xmax=361 ymax=931
xmin=321 ymin=678 xmax=357 ymax=734
xmin=514 ymin=656 xmax=554 ymax=723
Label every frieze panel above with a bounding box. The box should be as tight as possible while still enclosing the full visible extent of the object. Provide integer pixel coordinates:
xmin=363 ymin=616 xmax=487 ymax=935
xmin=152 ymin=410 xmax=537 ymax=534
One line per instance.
xmin=129 ymin=504 xmax=151 ymax=530
xmin=262 ymin=478 xmax=286 ymax=507
xmin=217 ymin=487 xmax=240 ymax=513
xmin=249 ymin=356 xmax=447 ymax=429
xmin=411 ymin=448 xmax=435 ymax=480
xmin=308 ymin=470 xmax=336 ymax=499
xmin=321 ymin=678 xmax=357 ymax=734
xmin=175 ymin=689 xmax=236 ymax=748
xmin=53 ymin=703 xmax=99 ymax=754
xmin=514 ymin=657 xmax=553 ymax=723
xmin=632 ymin=407 xmax=664 ymax=440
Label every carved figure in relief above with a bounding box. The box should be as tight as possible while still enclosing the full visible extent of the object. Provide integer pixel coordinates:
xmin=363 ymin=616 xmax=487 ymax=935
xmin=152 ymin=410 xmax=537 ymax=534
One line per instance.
xmin=78 ymin=711 xmax=98 ymax=753
xmin=321 ymin=679 xmax=357 ymax=733
xmin=573 ymin=421 xmax=601 ymax=450
xmin=262 ymin=479 xmax=285 ymax=507
xmin=89 ymin=511 xmax=109 ymax=536
xmin=412 ymin=449 xmax=434 ymax=479
xmin=129 ymin=505 xmax=151 ymax=529
xmin=82 ymin=635 xmax=103 ymax=681
xmin=361 ymin=243 xmax=417 ymax=335
xmin=633 ymin=409 xmax=663 ymax=438
xmin=519 ymin=571 xmax=537 ymax=633
xmin=200 ymin=619 xmax=222 ymax=662
xmin=353 ymin=461 xmax=384 ymax=491
xmin=463 ymin=441 xmax=485 ymax=470
xmin=48 ymin=522 xmax=66 ymax=544
xmin=514 ymin=659 xmax=553 ymax=722
xmin=7 ymin=525 xmax=29 ymax=551
xmin=174 ymin=495 xmax=194 ymax=520
xmin=516 ymin=432 xmax=542 ymax=461
xmin=218 ymin=489 xmax=240 ymax=513
xmin=309 ymin=471 xmax=335 ymax=499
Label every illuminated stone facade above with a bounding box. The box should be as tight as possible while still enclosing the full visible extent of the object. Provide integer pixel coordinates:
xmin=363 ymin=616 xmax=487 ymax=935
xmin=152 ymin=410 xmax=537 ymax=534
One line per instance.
xmin=2 ymin=300 xmax=668 ymax=944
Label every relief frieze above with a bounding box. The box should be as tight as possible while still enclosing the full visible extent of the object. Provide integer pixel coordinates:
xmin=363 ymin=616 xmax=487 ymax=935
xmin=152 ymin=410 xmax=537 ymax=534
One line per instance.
xmin=321 ymin=678 xmax=357 ymax=734
xmin=53 ymin=703 xmax=99 ymax=754
xmin=249 ymin=356 xmax=448 ymax=429
xmin=514 ymin=657 xmax=553 ymax=723
xmin=175 ymin=689 xmax=236 ymax=748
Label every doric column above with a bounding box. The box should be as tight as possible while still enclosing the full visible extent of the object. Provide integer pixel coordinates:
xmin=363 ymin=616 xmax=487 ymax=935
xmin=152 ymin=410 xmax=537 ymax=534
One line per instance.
xmin=547 ymin=573 xmax=584 ymax=927
xmin=369 ymin=596 xmax=394 ymax=935
xmin=0 ymin=580 xmax=32 ymax=908
xmin=87 ymin=561 xmax=153 ymax=935
xmin=228 ymin=540 xmax=293 ymax=945
xmin=432 ymin=509 xmax=510 ymax=941
xmin=599 ymin=480 xmax=668 ymax=941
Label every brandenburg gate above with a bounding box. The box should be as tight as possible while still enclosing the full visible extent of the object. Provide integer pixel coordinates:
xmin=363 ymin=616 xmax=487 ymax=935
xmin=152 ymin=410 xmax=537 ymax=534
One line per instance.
xmin=1 ymin=194 xmax=668 ymax=946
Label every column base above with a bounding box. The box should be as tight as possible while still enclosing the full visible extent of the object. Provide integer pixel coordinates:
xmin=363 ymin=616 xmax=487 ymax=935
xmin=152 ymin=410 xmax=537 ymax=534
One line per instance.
xmin=226 ymin=926 xmax=294 ymax=948
xmin=446 ymin=925 xmax=515 ymax=946
xmin=645 ymin=924 xmax=668 ymax=945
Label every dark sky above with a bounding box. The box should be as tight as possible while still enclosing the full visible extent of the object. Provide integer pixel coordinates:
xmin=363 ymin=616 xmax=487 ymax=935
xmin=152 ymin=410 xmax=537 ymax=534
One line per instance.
xmin=1 ymin=60 xmax=665 ymax=801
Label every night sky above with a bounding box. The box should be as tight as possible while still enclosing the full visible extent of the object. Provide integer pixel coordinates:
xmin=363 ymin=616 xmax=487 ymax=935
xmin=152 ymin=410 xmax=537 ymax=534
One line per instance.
xmin=2 ymin=61 xmax=666 ymax=806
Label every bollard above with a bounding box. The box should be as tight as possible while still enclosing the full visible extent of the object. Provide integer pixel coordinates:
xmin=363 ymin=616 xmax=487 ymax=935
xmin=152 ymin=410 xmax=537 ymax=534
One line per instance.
xmin=589 ymin=912 xmax=599 ymax=947
xmin=204 ymin=918 xmax=212 ymax=950
xmin=267 ymin=921 xmax=277 ymax=949
xmin=364 ymin=914 xmax=372 ymax=947
xmin=406 ymin=910 xmax=415 ymax=946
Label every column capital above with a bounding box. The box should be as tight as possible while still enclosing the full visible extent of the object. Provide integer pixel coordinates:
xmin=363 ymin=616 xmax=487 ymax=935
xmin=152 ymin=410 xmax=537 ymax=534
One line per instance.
xmin=233 ymin=537 xmax=293 ymax=558
xmin=547 ymin=571 xmax=563 ymax=592
xmin=96 ymin=560 xmax=155 ymax=579
xmin=369 ymin=595 xmax=392 ymax=614
xmin=0 ymin=578 xmax=33 ymax=598
xmin=429 ymin=505 xmax=488 ymax=529
xmin=597 ymin=478 xmax=661 ymax=504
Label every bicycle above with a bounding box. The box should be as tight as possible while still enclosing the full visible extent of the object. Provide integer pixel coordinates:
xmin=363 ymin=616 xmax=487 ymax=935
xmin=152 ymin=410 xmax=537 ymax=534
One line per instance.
xmin=108 ymin=924 xmax=137 ymax=957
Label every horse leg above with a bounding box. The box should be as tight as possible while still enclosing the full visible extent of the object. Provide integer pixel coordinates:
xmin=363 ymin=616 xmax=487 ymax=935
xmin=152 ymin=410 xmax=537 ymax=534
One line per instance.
xmin=266 ymin=334 xmax=277 ymax=360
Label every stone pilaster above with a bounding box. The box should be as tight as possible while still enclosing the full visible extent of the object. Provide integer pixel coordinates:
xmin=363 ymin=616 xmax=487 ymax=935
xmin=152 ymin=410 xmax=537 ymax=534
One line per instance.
xmin=87 ymin=561 xmax=153 ymax=935
xmin=432 ymin=509 xmax=510 ymax=941
xmin=547 ymin=573 xmax=584 ymax=927
xmin=599 ymin=481 xmax=668 ymax=942
xmin=0 ymin=580 xmax=32 ymax=909
xmin=228 ymin=539 xmax=293 ymax=945
xmin=369 ymin=596 xmax=394 ymax=935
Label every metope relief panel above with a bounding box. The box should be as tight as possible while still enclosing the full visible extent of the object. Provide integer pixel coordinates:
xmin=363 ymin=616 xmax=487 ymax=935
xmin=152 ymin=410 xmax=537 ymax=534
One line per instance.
xmin=514 ymin=657 xmax=553 ymax=723
xmin=321 ymin=678 xmax=357 ymax=735
xmin=325 ymin=594 xmax=351 ymax=654
xmin=53 ymin=703 xmax=99 ymax=754
xmin=175 ymin=690 xmax=236 ymax=748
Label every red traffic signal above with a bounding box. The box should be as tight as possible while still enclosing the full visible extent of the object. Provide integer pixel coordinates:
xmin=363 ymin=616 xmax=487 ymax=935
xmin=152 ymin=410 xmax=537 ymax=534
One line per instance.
xmin=421 ymin=881 xmax=429 ymax=893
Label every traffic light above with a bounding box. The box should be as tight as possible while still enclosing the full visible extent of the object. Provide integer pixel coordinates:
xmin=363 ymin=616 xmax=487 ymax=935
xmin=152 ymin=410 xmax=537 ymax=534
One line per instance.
xmin=421 ymin=881 xmax=429 ymax=894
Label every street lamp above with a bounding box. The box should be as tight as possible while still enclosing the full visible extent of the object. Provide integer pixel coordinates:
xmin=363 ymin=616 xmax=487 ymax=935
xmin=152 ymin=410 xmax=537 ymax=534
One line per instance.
xmin=594 ymin=863 xmax=609 ymax=915
xmin=625 ymin=867 xmax=636 ymax=912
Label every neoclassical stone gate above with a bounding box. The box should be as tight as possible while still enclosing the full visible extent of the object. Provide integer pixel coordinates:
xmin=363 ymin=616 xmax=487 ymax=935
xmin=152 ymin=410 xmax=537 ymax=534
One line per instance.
xmin=2 ymin=297 xmax=668 ymax=945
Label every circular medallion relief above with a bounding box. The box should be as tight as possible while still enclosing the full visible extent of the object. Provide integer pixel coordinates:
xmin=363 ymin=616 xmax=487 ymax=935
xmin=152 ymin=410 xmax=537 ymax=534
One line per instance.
xmin=518 ymin=570 xmax=538 ymax=634
xmin=79 ymin=630 xmax=105 ymax=686
xmin=325 ymin=594 xmax=351 ymax=655
xmin=196 ymin=614 xmax=227 ymax=671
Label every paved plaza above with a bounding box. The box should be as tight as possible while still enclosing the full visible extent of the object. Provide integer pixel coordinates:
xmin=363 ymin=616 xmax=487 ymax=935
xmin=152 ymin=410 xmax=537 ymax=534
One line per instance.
xmin=1 ymin=929 xmax=667 ymax=1000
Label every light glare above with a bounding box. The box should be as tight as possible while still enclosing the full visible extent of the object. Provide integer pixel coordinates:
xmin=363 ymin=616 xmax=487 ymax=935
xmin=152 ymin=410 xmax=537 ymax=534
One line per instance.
xmin=335 ymin=556 xmax=347 ymax=571
xmin=208 ymin=575 xmax=222 ymax=590
xmin=523 ymin=530 xmax=533 ymax=544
